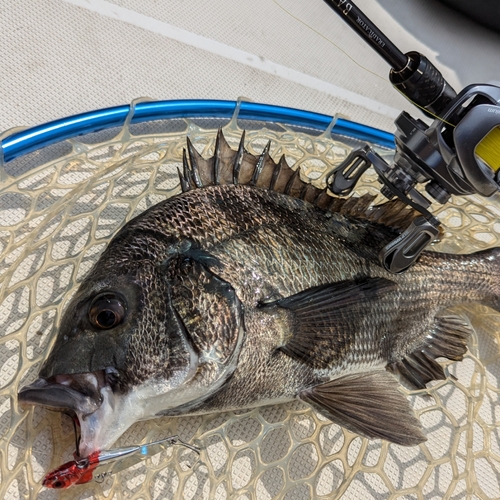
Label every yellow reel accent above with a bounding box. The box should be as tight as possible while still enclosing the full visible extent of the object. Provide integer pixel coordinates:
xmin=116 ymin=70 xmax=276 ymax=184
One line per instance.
xmin=476 ymin=126 xmax=500 ymax=171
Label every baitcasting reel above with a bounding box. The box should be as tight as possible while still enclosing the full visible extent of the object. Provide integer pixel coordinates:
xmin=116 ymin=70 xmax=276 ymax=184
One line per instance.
xmin=328 ymin=82 xmax=500 ymax=273
xmin=323 ymin=0 xmax=500 ymax=273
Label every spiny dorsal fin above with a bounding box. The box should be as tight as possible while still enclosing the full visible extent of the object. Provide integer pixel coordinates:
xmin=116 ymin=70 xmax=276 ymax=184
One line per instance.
xmin=366 ymin=199 xmax=422 ymax=233
xmin=178 ymin=130 xmax=420 ymax=232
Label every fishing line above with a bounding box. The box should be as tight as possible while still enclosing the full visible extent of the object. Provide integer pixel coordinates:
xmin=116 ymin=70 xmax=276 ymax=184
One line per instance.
xmin=271 ymin=0 xmax=385 ymax=81
xmin=393 ymin=86 xmax=456 ymax=127
xmin=271 ymin=0 xmax=456 ymax=127
xmin=63 ymin=411 xmax=81 ymax=455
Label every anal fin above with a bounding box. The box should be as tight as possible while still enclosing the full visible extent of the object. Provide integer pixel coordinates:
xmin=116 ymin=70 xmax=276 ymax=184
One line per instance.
xmin=299 ymin=370 xmax=426 ymax=446
xmin=387 ymin=314 xmax=473 ymax=389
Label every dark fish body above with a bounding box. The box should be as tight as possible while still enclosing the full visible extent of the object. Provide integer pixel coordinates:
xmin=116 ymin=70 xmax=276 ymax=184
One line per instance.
xmin=19 ymin=131 xmax=500 ymax=458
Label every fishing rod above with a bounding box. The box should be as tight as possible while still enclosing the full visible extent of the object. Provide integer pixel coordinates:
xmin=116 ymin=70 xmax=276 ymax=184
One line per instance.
xmin=323 ymin=0 xmax=500 ymax=273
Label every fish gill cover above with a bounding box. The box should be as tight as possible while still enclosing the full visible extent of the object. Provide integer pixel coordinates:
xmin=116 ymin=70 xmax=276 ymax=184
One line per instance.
xmin=1 ymin=117 xmax=500 ymax=499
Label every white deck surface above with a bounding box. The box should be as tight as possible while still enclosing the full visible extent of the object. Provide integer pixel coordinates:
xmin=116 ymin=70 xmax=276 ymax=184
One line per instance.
xmin=2 ymin=0 xmax=500 ymax=135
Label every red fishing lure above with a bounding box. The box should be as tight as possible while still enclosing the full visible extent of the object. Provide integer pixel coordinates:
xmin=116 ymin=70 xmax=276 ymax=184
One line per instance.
xmin=43 ymin=451 xmax=100 ymax=489
xmin=42 ymin=436 xmax=200 ymax=489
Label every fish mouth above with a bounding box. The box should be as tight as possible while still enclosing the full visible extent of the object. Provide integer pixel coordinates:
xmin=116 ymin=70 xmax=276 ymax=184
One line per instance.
xmin=18 ymin=370 xmax=123 ymax=458
xmin=18 ymin=366 xmax=217 ymax=460
xmin=18 ymin=372 xmax=105 ymax=416
xmin=18 ymin=368 xmax=146 ymax=459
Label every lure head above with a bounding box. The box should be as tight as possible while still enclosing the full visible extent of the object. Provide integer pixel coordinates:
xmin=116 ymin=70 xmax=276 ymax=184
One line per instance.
xmin=42 ymin=451 xmax=100 ymax=489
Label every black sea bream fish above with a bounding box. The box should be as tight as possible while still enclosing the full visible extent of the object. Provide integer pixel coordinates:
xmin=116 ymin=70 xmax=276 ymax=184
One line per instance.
xmin=19 ymin=131 xmax=500 ymax=457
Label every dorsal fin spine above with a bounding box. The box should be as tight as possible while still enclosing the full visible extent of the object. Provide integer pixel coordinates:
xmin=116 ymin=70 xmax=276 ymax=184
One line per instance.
xmin=213 ymin=129 xmax=222 ymax=185
xmin=270 ymin=156 xmax=283 ymax=192
xmin=252 ymin=140 xmax=271 ymax=186
xmin=181 ymin=150 xmax=193 ymax=192
xmin=284 ymin=169 xmax=300 ymax=196
xmin=233 ymin=131 xmax=246 ymax=184
xmin=299 ymin=183 xmax=309 ymax=200
xmin=178 ymin=165 xmax=191 ymax=193
xmin=186 ymin=137 xmax=203 ymax=188
xmin=313 ymin=188 xmax=327 ymax=206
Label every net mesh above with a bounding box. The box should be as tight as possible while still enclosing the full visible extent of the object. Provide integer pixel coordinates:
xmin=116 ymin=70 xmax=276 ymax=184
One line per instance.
xmin=1 ymin=114 xmax=499 ymax=499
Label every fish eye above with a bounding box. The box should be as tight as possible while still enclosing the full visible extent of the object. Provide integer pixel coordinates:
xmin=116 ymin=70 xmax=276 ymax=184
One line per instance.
xmin=89 ymin=294 xmax=126 ymax=330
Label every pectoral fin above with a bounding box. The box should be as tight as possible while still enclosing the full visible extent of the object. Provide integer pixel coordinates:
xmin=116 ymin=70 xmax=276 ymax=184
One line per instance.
xmin=299 ymin=370 xmax=426 ymax=446
xmin=260 ymin=277 xmax=396 ymax=368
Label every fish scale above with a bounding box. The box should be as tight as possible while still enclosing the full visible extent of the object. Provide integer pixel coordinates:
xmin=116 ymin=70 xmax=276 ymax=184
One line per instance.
xmin=18 ymin=130 xmax=500 ymax=483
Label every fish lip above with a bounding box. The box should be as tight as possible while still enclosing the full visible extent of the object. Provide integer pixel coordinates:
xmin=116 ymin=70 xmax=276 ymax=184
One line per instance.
xmin=18 ymin=372 xmax=105 ymax=416
xmin=18 ymin=369 xmax=128 ymax=459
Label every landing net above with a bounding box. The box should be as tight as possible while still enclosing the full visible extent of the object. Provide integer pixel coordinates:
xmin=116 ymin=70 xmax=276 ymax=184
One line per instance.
xmin=0 ymin=114 xmax=499 ymax=499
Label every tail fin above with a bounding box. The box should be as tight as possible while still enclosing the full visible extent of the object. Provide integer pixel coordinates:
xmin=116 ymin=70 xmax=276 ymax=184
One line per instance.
xmin=388 ymin=246 xmax=500 ymax=389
